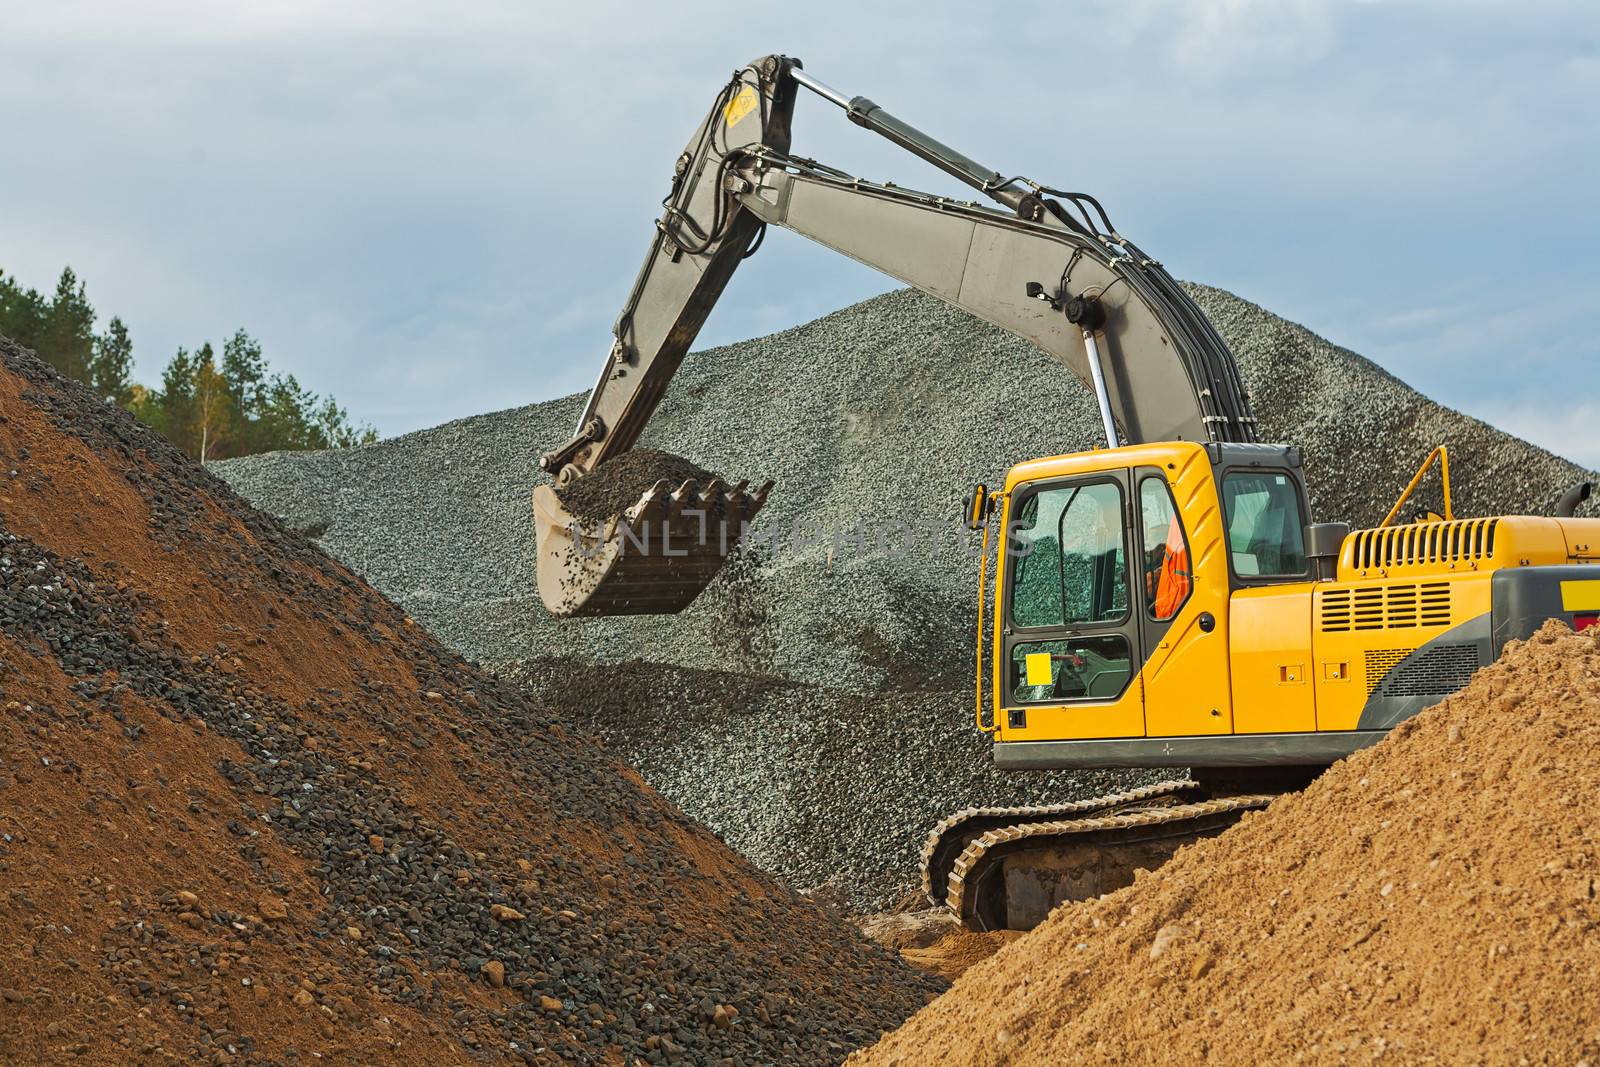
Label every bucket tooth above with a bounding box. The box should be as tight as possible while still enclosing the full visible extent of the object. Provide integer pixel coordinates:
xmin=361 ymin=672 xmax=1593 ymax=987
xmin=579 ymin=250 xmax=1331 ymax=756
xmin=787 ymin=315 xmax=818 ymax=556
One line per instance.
xmin=629 ymin=482 xmax=672 ymax=525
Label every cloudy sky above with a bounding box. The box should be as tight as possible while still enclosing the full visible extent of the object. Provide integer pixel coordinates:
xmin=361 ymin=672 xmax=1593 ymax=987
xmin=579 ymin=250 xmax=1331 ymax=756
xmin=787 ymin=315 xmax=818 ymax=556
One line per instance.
xmin=3 ymin=1 xmax=1597 ymax=465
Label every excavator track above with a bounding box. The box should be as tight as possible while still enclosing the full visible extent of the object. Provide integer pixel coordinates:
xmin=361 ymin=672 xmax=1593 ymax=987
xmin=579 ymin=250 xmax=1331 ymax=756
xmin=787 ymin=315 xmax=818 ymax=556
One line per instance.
xmin=918 ymin=779 xmax=1204 ymax=908
xmin=941 ymin=793 xmax=1277 ymax=931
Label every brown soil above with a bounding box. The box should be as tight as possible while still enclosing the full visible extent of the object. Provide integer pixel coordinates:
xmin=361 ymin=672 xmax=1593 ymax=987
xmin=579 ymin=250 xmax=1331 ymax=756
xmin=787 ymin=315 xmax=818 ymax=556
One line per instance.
xmin=556 ymin=450 xmax=716 ymax=522
xmin=860 ymin=909 xmax=959 ymax=954
xmin=0 ymin=340 xmax=938 ymax=1065
xmin=852 ymin=621 xmax=1600 ymax=1065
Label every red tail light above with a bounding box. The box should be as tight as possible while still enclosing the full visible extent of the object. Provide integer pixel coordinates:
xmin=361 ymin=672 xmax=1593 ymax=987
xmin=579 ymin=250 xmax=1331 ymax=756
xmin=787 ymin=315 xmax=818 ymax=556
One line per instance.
xmin=1576 ymin=613 xmax=1598 ymax=633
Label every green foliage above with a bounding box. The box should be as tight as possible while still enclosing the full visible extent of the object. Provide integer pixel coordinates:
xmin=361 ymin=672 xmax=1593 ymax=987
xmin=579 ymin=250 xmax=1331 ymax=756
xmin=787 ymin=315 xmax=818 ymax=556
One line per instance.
xmin=0 ymin=267 xmax=134 ymax=406
xmin=3 ymin=265 xmax=378 ymax=462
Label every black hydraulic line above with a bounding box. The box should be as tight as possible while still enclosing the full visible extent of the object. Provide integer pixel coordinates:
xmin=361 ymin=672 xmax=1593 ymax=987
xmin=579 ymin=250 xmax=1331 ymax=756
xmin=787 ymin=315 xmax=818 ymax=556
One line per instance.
xmin=788 ymin=66 xmax=1034 ymax=214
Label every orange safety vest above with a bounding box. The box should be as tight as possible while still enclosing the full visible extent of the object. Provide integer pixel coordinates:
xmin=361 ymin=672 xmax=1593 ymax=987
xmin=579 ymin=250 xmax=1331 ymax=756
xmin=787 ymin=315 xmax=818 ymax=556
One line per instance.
xmin=1153 ymin=517 xmax=1190 ymax=619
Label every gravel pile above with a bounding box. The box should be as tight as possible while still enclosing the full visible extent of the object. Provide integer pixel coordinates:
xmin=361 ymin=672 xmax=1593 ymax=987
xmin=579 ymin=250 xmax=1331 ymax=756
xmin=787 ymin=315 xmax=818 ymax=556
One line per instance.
xmin=498 ymin=657 xmax=1161 ymax=911
xmin=217 ymin=283 xmax=1597 ymax=686
xmin=557 ymin=449 xmax=717 ymax=522
xmin=0 ymin=338 xmax=939 ymax=1065
xmin=215 ymin=284 xmax=1596 ymax=911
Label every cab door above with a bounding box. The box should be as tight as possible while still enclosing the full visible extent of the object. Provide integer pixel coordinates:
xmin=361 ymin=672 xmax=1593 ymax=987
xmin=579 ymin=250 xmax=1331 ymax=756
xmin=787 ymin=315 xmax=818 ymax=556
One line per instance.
xmin=1133 ymin=465 xmax=1234 ymax=736
xmin=998 ymin=470 xmax=1146 ymax=742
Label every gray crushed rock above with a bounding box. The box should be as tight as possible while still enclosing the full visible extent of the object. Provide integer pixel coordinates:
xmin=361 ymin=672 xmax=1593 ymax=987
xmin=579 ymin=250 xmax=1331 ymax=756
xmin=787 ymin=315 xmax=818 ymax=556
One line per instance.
xmin=496 ymin=656 xmax=1161 ymax=910
xmin=217 ymin=283 xmax=1597 ymax=908
xmin=217 ymin=284 xmax=1597 ymax=684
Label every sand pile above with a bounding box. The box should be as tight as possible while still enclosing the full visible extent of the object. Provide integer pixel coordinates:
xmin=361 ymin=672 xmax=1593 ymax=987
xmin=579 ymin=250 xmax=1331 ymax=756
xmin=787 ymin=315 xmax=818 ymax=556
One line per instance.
xmin=853 ymin=621 xmax=1600 ymax=1065
xmin=0 ymin=337 xmax=939 ymax=1066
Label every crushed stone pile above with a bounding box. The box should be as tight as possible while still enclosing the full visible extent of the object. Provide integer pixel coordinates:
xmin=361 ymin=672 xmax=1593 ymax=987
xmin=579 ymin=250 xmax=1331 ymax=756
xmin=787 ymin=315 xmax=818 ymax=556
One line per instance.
xmin=556 ymin=449 xmax=717 ymax=522
xmin=499 ymin=658 xmax=1156 ymax=910
xmin=853 ymin=621 xmax=1600 ymax=1065
xmin=216 ymin=284 xmax=1597 ymax=912
xmin=0 ymin=338 xmax=939 ymax=1066
xmin=217 ymin=283 xmax=1597 ymax=687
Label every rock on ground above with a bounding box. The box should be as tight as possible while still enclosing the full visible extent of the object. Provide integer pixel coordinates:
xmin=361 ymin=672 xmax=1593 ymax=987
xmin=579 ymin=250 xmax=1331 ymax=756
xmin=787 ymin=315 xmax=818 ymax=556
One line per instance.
xmin=499 ymin=657 xmax=1159 ymax=910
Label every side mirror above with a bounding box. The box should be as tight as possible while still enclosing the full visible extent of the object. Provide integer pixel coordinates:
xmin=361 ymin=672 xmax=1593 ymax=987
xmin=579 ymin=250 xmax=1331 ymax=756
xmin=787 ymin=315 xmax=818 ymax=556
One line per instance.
xmin=963 ymin=484 xmax=991 ymax=530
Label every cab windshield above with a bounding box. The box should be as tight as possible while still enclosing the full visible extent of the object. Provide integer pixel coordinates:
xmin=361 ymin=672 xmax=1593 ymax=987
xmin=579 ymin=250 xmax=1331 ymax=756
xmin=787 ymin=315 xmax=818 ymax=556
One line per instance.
xmin=1221 ymin=471 xmax=1307 ymax=577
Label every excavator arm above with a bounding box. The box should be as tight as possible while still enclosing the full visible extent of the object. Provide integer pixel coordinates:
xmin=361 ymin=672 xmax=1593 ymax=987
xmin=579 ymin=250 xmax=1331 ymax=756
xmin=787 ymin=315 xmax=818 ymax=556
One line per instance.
xmin=534 ymin=54 xmax=1258 ymax=616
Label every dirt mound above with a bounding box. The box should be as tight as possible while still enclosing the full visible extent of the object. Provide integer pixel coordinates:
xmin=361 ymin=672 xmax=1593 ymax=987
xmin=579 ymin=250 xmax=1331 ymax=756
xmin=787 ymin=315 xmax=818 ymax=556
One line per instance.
xmin=556 ymin=449 xmax=718 ymax=522
xmin=853 ymin=621 xmax=1600 ymax=1065
xmin=0 ymin=338 xmax=939 ymax=1065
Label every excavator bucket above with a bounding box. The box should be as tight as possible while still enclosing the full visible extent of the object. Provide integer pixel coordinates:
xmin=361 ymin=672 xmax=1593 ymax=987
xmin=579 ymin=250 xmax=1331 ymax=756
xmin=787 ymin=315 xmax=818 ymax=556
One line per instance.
xmin=532 ymin=477 xmax=773 ymax=617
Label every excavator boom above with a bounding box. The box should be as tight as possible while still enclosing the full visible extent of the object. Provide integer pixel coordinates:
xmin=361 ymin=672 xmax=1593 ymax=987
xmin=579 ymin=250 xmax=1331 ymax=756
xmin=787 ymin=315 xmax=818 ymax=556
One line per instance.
xmin=536 ymin=54 xmax=1257 ymax=617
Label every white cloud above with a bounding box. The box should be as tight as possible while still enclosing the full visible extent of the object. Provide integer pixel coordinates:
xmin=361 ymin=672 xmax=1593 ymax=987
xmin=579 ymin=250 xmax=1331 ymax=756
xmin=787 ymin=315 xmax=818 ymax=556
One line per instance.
xmin=0 ymin=0 xmax=1595 ymax=443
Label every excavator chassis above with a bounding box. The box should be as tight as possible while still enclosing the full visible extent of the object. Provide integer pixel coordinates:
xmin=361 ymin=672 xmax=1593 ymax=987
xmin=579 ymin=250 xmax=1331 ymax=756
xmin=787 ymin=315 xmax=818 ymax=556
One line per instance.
xmin=920 ymin=782 xmax=1276 ymax=931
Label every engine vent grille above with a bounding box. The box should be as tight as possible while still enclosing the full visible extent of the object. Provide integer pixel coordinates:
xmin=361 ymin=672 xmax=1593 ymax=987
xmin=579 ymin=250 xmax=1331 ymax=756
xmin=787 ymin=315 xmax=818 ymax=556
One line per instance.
xmin=1349 ymin=518 xmax=1498 ymax=571
xmin=1364 ymin=649 xmax=1411 ymax=695
xmin=1320 ymin=583 xmax=1451 ymax=632
xmin=1365 ymin=643 xmax=1482 ymax=698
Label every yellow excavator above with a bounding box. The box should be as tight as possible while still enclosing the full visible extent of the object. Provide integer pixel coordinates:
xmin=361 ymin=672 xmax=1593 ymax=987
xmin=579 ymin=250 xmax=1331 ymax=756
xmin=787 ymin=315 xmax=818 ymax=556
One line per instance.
xmin=533 ymin=55 xmax=1600 ymax=930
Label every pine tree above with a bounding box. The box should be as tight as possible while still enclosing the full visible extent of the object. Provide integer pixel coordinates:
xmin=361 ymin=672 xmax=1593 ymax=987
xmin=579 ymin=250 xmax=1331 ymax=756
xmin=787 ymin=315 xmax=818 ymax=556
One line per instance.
xmin=0 ymin=271 xmax=48 ymax=351
xmin=41 ymin=268 xmax=96 ymax=383
xmin=90 ymin=317 xmax=134 ymax=406
xmin=4 ymin=263 xmax=377 ymax=460
xmin=152 ymin=347 xmax=199 ymax=456
xmin=221 ymin=330 xmax=267 ymax=444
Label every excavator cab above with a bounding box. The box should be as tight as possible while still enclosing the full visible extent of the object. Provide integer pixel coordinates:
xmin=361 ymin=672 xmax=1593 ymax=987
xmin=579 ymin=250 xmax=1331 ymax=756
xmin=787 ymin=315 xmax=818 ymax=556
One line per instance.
xmin=982 ymin=441 xmax=1317 ymax=763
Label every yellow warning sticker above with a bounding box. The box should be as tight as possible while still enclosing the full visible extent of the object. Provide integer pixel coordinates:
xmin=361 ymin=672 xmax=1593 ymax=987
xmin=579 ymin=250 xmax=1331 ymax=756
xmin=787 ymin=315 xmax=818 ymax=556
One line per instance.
xmin=1025 ymin=652 xmax=1053 ymax=687
xmin=723 ymin=84 xmax=759 ymax=128
xmin=1560 ymin=579 xmax=1600 ymax=611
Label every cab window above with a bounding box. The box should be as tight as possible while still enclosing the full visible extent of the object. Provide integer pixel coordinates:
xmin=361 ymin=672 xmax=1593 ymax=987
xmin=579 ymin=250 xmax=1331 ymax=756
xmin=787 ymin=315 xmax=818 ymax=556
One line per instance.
xmin=1010 ymin=480 xmax=1127 ymax=628
xmin=1138 ymin=477 xmax=1192 ymax=620
xmin=1222 ymin=471 xmax=1307 ymax=578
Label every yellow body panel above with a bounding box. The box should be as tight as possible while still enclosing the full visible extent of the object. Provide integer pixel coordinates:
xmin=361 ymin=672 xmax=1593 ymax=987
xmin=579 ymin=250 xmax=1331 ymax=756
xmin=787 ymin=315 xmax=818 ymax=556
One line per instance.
xmin=1338 ymin=515 xmax=1593 ymax=580
xmin=1229 ymin=584 xmax=1318 ymax=733
xmin=1311 ymin=573 xmax=1491 ymax=730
